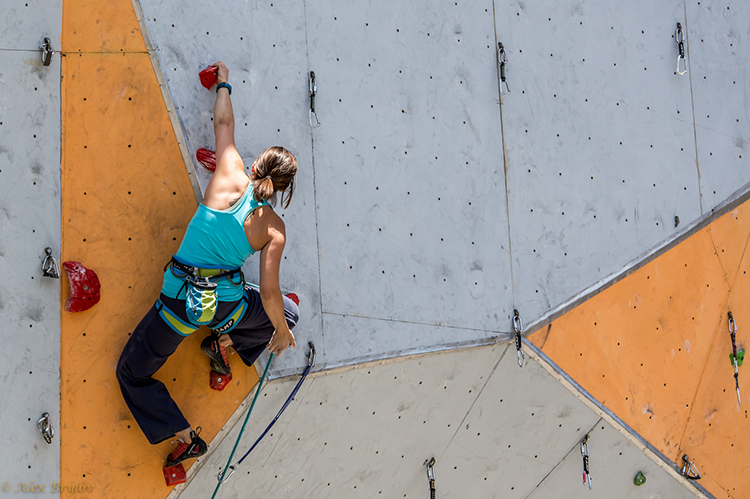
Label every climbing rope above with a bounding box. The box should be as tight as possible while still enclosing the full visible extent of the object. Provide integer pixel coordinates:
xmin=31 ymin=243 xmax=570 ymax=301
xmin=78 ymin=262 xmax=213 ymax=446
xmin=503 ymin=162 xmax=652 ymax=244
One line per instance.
xmin=212 ymin=342 xmax=316 ymax=498
xmin=729 ymin=312 xmax=741 ymax=406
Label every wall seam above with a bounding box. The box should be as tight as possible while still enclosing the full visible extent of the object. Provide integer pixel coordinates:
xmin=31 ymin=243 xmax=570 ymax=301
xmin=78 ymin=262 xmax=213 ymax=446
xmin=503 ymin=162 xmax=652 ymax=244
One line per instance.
xmin=683 ymin=0 xmax=703 ymax=215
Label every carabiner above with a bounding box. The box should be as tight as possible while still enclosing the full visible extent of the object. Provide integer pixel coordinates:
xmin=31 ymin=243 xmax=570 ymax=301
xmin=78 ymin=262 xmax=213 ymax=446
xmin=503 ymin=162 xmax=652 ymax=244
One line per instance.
xmin=37 ymin=412 xmax=54 ymax=444
xmin=498 ymin=42 xmax=510 ymax=95
xmin=424 ymin=457 xmax=436 ymax=495
xmin=308 ymin=71 xmax=321 ymax=128
xmin=41 ymin=247 xmax=60 ymax=278
xmin=581 ymin=435 xmax=592 ymax=489
xmin=40 ymin=37 xmax=53 ymax=67
xmin=729 ymin=311 xmax=737 ymax=335
xmin=681 ymin=454 xmax=701 ymax=480
xmin=675 ymin=23 xmax=687 ymax=75
xmin=513 ymin=309 xmax=525 ymax=368
xmin=218 ymin=465 xmax=236 ymax=483
xmin=308 ymin=341 xmax=316 ymax=367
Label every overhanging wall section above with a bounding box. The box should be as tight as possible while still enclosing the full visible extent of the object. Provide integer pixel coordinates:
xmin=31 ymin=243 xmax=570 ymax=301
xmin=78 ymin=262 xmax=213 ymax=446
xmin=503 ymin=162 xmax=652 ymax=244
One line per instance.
xmin=0 ymin=0 xmax=62 ymax=487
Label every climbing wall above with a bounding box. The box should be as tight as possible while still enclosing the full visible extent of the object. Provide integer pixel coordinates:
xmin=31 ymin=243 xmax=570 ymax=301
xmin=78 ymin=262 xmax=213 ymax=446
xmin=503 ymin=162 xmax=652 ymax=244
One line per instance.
xmin=179 ymin=346 xmax=698 ymax=498
xmin=0 ymin=0 xmax=63 ymax=489
xmin=58 ymin=0 xmax=261 ymax=497
xmin=529 ymin=201 xmax=750 ymax=498
xmin=138 ymin=0 xmax=514 ymax=377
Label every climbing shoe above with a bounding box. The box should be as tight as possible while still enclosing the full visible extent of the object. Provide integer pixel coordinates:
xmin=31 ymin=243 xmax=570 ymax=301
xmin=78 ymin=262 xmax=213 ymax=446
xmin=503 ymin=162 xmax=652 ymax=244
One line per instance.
xmin=166 ymin=427 xmax=207 ymax=467
xmin=201 ymin=333 xmax=231 ymax=375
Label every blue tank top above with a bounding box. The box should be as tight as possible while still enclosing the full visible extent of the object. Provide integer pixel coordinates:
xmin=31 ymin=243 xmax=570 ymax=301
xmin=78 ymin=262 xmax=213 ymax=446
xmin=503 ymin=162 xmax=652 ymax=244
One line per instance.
xmin=161 ymin=182 xmax=270 ymax=301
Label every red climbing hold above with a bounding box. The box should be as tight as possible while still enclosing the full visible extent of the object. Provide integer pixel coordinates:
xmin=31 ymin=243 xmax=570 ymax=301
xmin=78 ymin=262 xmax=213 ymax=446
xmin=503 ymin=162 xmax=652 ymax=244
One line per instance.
xmin=199 ymin=67 xmax=218 ymax=89
xmin=63 ymin=261 xmax=101 ymax=313
xmin=196 ymin=148 xmax=216 ymax=172
xmin=163 ymin=463 xmax=186 ymax=486
xmin=285 ymin=293 xmax=300 ymax=306
xmin=210 ymin=370 xmax=232 ymax=391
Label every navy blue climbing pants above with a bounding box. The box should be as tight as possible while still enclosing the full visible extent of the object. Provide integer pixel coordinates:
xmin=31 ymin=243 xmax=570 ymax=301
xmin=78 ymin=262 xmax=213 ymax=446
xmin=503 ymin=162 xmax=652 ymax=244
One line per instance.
xmin=116 ymin=286 xmax=299 ymax=445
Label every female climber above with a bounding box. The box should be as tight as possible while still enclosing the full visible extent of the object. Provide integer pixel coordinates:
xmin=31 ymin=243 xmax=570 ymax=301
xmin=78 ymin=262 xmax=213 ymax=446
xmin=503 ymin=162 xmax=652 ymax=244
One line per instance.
xmin=116 ymin=61 xmax=299 ymax=467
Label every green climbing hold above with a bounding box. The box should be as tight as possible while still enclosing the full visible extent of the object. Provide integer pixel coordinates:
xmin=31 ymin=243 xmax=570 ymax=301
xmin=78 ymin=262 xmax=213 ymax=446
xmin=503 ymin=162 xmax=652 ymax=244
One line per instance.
xmin=634 ymin=471 xmax=646 ymax=486
xmin=730 ymin=348 xmax=745 ymax=367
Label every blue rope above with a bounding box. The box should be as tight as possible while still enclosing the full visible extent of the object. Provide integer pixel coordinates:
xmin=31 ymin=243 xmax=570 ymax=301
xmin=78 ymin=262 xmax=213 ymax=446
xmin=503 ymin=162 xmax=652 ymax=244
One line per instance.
xmin=235 ymin=361 xmax=312 ymax=466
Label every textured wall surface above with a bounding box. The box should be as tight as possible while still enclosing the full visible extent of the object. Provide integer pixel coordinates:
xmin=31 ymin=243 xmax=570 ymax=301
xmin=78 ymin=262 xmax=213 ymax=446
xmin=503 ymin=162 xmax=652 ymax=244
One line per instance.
xmin=530 ymin=202 xmax=750 ymax=498
xmin=179 ymin=346 xmax=697 ymax=499
xmin=59 ymin=1 xmax=261 ymax=497
xmin=0 ymin=0 xmax=62 ymax=488
xmin=138 ymin=0 xmax=749 ymax=378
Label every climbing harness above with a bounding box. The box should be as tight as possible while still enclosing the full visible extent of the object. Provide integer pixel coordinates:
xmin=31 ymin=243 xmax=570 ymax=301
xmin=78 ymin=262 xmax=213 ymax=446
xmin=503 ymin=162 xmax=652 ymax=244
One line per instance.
xmin=681 ymin=454 xmax=701 ymax=480
xmin=41 ymin=248 xmax=59 ymax=278
xmin=729 ymin=312 xmax=741 ymax=406
xmin=424 ymin=457 xmax=436 ymax=499
xmin=513 ymin=309 xmax=525 ymax=368
xmin=212 ymin=342 xmax=316 ymax=498
xmin=164 ymin=256 xmax=245 ymax=329
xmin=497 ymin=42 xmax=510 ymax=95
xmin=581 ymin=435 xmax=592 ymax=490
xmin=40 ymin=37 xmax=53 ymax=67
xmin=37 ymin=413 xmax=54 ymax=444
xmin=675 ymin=23 xmax=687 ymax=75
xmin=309 ymin=71 xmax=321 ymax=128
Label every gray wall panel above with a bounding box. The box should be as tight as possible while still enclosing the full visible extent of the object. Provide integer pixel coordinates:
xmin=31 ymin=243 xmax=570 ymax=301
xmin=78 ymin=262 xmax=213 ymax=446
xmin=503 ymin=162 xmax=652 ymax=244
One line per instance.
xmin=138 ymin=0 xmax=322 ymax=376
xmin=0 ymin=46 xmax=61 ymax=488
xmin=0 ymin=1 xmax=60 ymax=51
xmin=687 ymin=0 xmax=750 ymax=210
xmin=495 ymin=0 xmax=703 ymax=320
xmin=307 ymin=1 xmax=514 ymax=331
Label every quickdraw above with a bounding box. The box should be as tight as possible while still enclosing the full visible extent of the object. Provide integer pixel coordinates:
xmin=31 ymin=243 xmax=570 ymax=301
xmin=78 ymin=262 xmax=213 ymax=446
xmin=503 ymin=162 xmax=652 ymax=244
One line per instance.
xmin=681 ymin=454 xmax=701 ymax=480
xmin=729 ymin=312 xmax=741 ymax=406
xmin=675 ymin=23 xmax=687 ymax=75
xmin=513 ymin=309 xmax=525 ymax=368
xmin=581 ymin=435 xmax=592 ymax=490
xmin=498 ymin=42 xmax=510 ymax=95
xmin=424 ymin=457 xmax=436 ymax=499
xmin=212 ymin=343 xmax=316 ymax=498
xmin=309 ymin=71 xmax=321 ymax=128
xmin=41 ymin=247 xmax=59 ymax=278
xmin=40 ymin=37 xmax=53 ymax=67
xmin=37 ymin=413 xmax=54 ymax=444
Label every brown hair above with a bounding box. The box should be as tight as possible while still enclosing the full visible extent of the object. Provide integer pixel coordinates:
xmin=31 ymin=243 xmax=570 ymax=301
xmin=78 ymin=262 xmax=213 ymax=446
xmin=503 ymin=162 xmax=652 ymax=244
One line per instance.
xmin=251 ymin=146 xmax=297 ymax=209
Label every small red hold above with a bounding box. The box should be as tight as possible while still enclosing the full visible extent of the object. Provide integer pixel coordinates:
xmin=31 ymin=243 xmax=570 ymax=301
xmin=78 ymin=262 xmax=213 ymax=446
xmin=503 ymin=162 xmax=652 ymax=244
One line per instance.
xmin=63 ymin=261 xmax=101 ymax=313
xmin=196 ymin=148 xmax=216 ymax=172
xmin=210 ymin=370 xmax=232 ymax=391
xmin=199 ymin=67 xmax=218 ymax=89
xmin=163 ymin=463 xmax=186 ymax=486
xmin=285 ymin=293 xmax=300 ymax=306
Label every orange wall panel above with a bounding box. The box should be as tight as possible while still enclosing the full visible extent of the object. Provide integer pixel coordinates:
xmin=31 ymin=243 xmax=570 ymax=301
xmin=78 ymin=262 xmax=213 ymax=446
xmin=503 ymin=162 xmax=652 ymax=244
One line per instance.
xmin=60 ymin=3 xmax=260 ymax=498
xmin=530 ymin=205 xmax=750 ymax=499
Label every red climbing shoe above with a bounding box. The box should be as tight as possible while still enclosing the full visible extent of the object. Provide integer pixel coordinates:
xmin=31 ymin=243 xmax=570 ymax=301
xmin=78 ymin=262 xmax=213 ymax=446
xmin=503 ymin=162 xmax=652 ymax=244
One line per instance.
xmin=166 ymin=428 xmax=207 ymax=467
xmin=63 ymin=261 xmax=101 ymax=313
xmin=285 ymin=293 xmax=300 ymax=306
xmin=196 ymin=148 xmax=216 ymax=172
xmin=201 ymin=334 xmax=231 ymax=375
